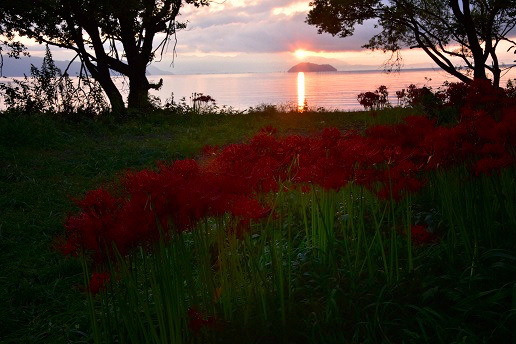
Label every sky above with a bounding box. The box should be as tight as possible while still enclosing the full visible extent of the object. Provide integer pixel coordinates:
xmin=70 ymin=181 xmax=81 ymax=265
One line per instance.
xmin=6 ymin=0 xmax=516 ymax=74
xmin=156 ymin=0 xmax=435 ymax=73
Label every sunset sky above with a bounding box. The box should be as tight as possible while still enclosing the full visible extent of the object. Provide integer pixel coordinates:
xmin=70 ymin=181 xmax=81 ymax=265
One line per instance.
xmin=10 ymin=0 xmax=516 ymax=74
xmin=159 ymin=0 xmax=440 ymax=73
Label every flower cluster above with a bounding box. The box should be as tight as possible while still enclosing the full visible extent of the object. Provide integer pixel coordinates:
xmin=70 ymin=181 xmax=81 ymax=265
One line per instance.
xmin=58 ymin=101 xmax=515 ymax=269
xmin=60 ymin=159 xmax=271 ymax=263
xmin=88 ymin=272 xmax=110 ymax=295
xmin=410 ymin=225 xmax=438 ymax=246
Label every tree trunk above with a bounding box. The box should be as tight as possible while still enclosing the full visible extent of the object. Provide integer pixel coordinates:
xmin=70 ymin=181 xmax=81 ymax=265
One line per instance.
xmin=450 ymin=0 xmax=489 ymax=82
xmin=103 ymin=83 xmax=126 ymax=114
xmin=89 ymin=65 xmax=126 ymax=114
xmin=80 ymin=55 xmax=126 ymax=114
xmin=490 ymin=52 xmax=501 ymax=88
xmin=127 ymin=70 xmax=152 ymax=110
xmin=127 ymin=62 xmax=163 ymax=111
xmin=473 ymin=60 xmax=488 ymax=81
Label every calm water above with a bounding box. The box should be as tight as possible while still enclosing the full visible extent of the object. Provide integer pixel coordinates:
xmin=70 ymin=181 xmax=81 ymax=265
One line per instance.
xmin=2 ymin=69 xmax=515 ymax=111
xmin=148 ymin=69 xmax=516 ymax=111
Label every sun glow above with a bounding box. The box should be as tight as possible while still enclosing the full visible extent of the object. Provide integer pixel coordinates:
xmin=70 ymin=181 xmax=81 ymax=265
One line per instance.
xmin=294 ymin=49 xmax=308 ymax=60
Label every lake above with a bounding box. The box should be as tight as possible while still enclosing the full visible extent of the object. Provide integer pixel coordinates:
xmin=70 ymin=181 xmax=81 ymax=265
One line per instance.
xmin=2 ymin=69 xmax=515 ymax=111
xmin=147 ymin=69 xmax=516 ymax=111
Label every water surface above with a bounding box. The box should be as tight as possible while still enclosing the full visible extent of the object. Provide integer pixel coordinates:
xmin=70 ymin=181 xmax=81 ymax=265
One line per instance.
xmin=148 ymin=69 xmax=516 ymax=111
xmin=2 ymin=69 xmax=515 ymax=111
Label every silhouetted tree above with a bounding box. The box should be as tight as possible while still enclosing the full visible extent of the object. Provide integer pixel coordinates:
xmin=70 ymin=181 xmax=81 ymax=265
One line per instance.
xmin=357 ymin=85 xmax=390 ymax=110
xmin=1 ymin=0 xmax=208 ymax=113
xmin=307 ymin=0 xmax=516 ymax=87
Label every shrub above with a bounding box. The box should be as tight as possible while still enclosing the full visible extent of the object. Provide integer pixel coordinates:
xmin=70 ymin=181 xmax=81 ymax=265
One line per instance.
xmin=506 ymin=79 xmax=516 ymax=98
xmin=388 ymin=79 xmax=515 ymax=124
xmin=357 ymin=85 xmax=391 ymax=110
xmin=0 ymin=45 xmax=108 ymax=115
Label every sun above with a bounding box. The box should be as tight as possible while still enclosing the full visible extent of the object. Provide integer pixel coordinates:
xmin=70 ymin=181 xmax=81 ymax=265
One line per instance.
xmin=294 ymin=49 xmax=308 ymax=59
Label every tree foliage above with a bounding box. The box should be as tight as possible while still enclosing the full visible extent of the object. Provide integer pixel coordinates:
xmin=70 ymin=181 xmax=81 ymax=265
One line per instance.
xmin=357 ymin=85 xmax=390 ymax=110
xmin=307 ymin=0 xmax=516 ymax=87
xmin=1 ymin=0 xmax=208 ymax=113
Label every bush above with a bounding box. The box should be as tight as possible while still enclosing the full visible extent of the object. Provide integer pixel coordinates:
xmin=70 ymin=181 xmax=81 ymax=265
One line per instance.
xmin=506 ymin=79 xmax=516 ymax=98
xmin=0 ymin=45 xmax=108 ymax=116
xmin=357 ymin=85 xmax=390 ymax=110
xmin=363 ymin=80 xmax=516 ymax=124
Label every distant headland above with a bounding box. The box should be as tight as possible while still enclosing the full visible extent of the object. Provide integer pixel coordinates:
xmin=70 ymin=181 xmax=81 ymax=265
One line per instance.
xmin=288 ymin=62 xmax=338 ymax=73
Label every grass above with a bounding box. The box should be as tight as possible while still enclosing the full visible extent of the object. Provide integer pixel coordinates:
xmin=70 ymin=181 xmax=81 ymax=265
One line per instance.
xmin=0 ymin=107 xmax=413 ymax=343
xmin=81 ymin=167 xmax=515 ymax=343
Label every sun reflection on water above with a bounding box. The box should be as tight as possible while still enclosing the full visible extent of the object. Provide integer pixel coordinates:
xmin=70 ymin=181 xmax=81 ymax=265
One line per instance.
xmin=297 ymin=72 xmax=305 ymax=112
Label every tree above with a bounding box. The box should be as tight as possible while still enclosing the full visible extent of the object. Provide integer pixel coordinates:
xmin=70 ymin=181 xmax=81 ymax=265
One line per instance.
xmin=0 ymin=20 xmax=28 ymax=76
xmin=1 ymin=0 xmax=208 ymax=113
xmin=307 ymin=0 xmax=516 ymax=87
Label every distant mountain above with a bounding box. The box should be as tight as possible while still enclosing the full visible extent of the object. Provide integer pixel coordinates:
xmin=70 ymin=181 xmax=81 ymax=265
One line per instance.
xmin=147 ymin=65 xmax=174 ymax=76
xmin=288 ymin=62 xmax=337 ymax=73
xmin=0 ymin=56 xmax=173 ymax=77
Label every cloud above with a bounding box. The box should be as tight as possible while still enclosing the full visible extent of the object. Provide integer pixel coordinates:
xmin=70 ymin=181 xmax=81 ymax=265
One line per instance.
xmin=272 ymin=1 xmax=311 ymax=16
xmin=8 ymin=0 xmax=515 ymax=75
xmin=175 ymin=1 xmax=380 ymax=55
xmin=5 ymin=0 xmax=383 ymax=74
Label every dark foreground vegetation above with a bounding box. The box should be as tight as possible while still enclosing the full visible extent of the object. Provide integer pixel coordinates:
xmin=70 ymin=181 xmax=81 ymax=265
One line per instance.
xmin=0 ymin=106 xmax=410 ymax=343
xmin=1 ymin=0 xmax=515 ymax=341
xmin=2 ymin=79 xmax=515 ymax=343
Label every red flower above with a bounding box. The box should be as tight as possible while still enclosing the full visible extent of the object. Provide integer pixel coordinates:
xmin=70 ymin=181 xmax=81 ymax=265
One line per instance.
xmin=474 ymin=155 xmax=513 ymax=176
xmin=74 ymin=188 xmax=119 ymax=215
xmin=58 ymin=109 xmax=516 ymax=270
xmin=230 ymin=196 xmax=270 ymax=221
xmin=88 ymin=272 xmax=110 ymax=295
xmin=410 ymin=225 xmax=437 ymax=246
xmin=53 ymin=236 xmax=79 ymax=256
xmin=479 ymin=143 xmax=506 ymax=156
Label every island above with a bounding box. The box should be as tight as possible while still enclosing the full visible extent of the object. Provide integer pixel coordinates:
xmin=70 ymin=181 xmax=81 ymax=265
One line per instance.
xmin=288 ymin=62 xmax=337 ymax=73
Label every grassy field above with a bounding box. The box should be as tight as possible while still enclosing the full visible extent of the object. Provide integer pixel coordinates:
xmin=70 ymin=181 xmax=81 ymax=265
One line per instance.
xmin=0 ymin=108 xmax=414 ymax=343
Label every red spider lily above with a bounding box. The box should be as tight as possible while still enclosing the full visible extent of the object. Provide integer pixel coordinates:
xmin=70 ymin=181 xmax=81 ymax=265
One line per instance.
xmin=410 ymin=225 xmax=438 ymax=246
xmin=88 ymin=272 xmax=110 ymax=295
xmin=63 ymin=188 xmax=122 ymax=262
xmin=74 ymin=188 xmax=119 ymax=215
xmin=480 ymin=143 xmax=507 ymax=156
xmin=53 ymin=235 xmax=79 ymax=257
xmin=58 ymin=101 xmax=515 ymax=265
xmin=229 ymin=196 xmax=271 ymax=222
xmin=474 ymin=155 xmax=514 ymax=176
